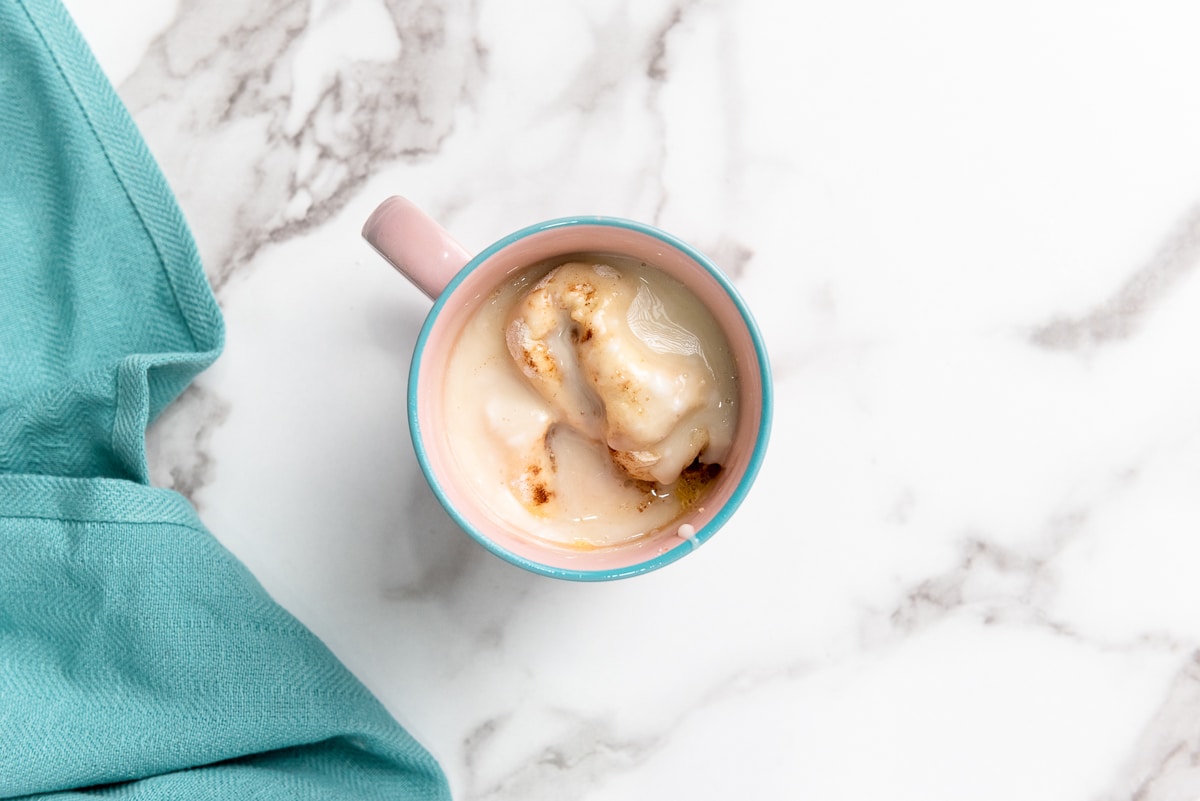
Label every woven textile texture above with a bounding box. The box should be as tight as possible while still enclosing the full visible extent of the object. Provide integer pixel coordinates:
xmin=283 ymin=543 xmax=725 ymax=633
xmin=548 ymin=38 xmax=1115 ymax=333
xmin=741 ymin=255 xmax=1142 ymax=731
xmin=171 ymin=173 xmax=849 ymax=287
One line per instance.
xmin=0 ymin=1 xmax=449 ymax=797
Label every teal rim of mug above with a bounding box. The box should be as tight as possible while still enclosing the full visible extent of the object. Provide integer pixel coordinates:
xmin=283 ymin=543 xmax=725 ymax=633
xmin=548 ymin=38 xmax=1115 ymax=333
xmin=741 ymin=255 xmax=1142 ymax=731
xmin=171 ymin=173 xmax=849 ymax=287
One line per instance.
xmin=408 ymin=216 xmax=773 ymax=581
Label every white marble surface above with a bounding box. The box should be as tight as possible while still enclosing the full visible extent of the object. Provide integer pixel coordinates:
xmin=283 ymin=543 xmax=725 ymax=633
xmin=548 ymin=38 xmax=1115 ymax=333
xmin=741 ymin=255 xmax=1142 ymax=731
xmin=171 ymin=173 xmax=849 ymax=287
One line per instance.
xmin=64 ymin=0 xmax=1200 ymax=797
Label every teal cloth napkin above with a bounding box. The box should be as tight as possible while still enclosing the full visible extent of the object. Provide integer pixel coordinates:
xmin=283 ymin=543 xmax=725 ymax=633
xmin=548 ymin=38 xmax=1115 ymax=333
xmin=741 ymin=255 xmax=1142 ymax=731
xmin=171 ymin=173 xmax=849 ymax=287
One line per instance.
xmin=0 ymin=1 xmax=449 ymax=797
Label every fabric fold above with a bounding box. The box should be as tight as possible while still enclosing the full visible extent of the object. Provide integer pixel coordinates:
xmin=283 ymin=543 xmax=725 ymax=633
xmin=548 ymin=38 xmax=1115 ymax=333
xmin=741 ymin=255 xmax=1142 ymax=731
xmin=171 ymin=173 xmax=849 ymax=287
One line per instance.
xmin=0 ymin=0 xmax=449 ymax=797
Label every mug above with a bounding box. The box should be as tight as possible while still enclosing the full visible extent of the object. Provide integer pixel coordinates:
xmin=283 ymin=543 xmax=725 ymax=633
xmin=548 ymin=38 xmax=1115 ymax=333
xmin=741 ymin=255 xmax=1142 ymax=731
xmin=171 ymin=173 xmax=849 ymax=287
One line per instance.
xmin=362 ymin=196 xmax=772 ymax=580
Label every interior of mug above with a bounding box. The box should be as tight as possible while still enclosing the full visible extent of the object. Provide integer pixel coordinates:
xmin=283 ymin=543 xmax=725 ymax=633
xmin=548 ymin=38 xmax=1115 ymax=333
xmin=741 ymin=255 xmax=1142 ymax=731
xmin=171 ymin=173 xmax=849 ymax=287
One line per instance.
xmin=410 ymin=219 xmax=770 ymax=580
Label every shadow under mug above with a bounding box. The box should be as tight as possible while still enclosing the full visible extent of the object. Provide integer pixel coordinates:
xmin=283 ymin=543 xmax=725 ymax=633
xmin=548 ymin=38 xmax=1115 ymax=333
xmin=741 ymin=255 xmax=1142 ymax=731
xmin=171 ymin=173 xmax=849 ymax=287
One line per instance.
xmin=363 ymin=196 xmax=772 ymax=581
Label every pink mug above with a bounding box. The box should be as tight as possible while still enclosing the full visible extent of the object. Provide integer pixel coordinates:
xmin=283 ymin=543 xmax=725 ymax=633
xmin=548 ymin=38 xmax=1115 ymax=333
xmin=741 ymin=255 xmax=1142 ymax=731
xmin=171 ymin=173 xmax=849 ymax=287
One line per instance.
xmin=363 ymin=196 xmax=772 ymax=580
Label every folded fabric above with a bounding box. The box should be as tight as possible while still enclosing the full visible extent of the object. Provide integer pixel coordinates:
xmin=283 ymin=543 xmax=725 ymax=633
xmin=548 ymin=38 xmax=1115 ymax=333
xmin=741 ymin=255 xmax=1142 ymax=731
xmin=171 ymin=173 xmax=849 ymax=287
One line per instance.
xmin=0 ymin=1 xmax=449 ymax=798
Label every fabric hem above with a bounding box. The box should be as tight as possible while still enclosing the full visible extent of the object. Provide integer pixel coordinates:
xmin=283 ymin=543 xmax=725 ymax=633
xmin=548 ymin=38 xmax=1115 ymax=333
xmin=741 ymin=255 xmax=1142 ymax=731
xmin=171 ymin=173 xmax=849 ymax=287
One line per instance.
xmin=0 ymin=473 xmax=207 ymax=530
xmin=15 ymin=0 xmax=224 ymax=361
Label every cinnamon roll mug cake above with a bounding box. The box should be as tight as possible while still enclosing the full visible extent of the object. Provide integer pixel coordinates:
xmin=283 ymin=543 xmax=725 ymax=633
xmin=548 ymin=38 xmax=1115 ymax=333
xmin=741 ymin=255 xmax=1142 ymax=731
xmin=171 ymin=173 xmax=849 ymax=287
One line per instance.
xmin=363 ymin=197 xmax=771 ymax=580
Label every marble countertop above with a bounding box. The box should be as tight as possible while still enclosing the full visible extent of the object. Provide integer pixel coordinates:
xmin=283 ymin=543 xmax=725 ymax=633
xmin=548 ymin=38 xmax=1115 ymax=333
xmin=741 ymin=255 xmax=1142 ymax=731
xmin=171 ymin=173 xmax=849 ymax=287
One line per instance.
xmin=65 ymin=0 xmax=1200 ymax=798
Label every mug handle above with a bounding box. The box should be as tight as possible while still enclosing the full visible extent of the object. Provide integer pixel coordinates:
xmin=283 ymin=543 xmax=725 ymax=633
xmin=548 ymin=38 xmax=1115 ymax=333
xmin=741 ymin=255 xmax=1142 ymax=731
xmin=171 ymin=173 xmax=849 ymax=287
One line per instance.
xmin=361 ymin=196 xmax=472 ymax=300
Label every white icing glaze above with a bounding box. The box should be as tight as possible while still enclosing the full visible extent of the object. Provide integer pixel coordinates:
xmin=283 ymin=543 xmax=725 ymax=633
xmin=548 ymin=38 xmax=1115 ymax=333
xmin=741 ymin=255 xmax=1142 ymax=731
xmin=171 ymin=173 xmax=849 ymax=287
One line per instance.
xmin=443 ymin=254 xmax=737 ymax=549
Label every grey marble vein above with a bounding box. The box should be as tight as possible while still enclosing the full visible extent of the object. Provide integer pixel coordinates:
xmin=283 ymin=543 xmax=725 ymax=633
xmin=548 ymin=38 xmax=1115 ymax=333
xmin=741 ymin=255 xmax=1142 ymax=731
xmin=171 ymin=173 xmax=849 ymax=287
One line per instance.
xmin=119 ymin=0 xmax=485 ymax=292
xmin=146 ymin=382 xmax=231 ymax=506
xmin=1102 ymin=652 xmax=1200 ymax=801
xmin=1033 ymin=203 xmax=1200 ymax=350
xmin=457 ymin=652 xmax=813 ymax=801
